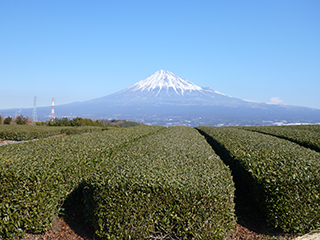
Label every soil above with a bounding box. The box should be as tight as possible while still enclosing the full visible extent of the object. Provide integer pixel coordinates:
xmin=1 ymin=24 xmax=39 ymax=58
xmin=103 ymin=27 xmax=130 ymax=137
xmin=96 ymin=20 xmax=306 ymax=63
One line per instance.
xmin=20 ymin=214 xmax=319 ymax=240
xmin=0 ymin=138 xmax=20 ymax=146
xmin=19 ymin=219 xmax=287 ymax=240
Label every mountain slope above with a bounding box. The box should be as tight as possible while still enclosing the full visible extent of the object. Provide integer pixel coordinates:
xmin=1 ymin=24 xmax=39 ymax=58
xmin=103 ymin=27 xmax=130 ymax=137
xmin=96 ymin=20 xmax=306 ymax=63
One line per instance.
xmin=89 ymin=70 xmax=251 ymax=107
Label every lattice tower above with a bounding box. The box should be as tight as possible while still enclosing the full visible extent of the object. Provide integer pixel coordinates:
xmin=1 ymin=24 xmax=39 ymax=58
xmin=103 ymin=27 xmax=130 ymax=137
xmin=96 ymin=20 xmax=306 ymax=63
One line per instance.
xmin=32 ymin=96 xmax=37 ymax=122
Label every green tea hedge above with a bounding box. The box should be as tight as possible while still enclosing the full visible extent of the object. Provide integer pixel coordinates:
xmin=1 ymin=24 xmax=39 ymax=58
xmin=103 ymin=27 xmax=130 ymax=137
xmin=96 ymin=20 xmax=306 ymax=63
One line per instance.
xmin=0 ymin=125 xmax=102 ymax=141
xmin=287 ymin=124 xmax=320 ymax=133
xmin=0 ymin=126 xmax=164 ymax=239
xmin=197 ymin=126 xmax=320 ymax=233
xmin=84 ymin=126 xmax=235 ymax=239
xmin=242 ymin=125 xmax=320 ymax=153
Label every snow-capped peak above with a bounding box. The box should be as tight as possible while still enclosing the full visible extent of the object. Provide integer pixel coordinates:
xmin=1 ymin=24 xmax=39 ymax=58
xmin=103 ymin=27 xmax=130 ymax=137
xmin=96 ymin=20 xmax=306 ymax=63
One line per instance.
xmin=129 ymin=70 xmax=203 ymax=95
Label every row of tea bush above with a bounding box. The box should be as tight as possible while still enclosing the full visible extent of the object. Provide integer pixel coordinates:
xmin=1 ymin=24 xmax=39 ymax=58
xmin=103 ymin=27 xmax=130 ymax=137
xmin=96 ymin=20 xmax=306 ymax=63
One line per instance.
xmin=197 ymin=126 xmax=320 ymax=233
xmin=0 ymin=126 xmax=164 ymax=238
xmin=0 ymin=126 xmax=235 ymax=239
xmin=84 ymin=126 xmax=235 ymax=239
xmin=242 ymin=125 xmax=320 ymax=153
xmin=0 ymin=125 xmax=103 ymax=141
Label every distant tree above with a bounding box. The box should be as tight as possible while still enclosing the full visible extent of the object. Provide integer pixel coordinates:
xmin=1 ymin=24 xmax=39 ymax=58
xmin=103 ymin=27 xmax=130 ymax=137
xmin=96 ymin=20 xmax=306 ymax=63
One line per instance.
xmin=70 ymin=117 xmax=96 ymax=126
xmin=83 ymin=118 xmax=94 ymax=126
xmin=61 ymin=117 xmax=71 ymax=126
xmin=0 ymin=115 xmax=2 ymax=124
xmin=70 ymin=117 xmax=83 ymax=126
xmin=47 ymin=117 xmax=58 ymax=126
xmin=48 ymin=117 xmax=70 ymax=126
xmin=35 ymin=121 xmax=46 ymax=126
xmin=15 ymin=115 xmax=28 ymax=125
xmin=3 ymin=116 xmax=12 ymax=125
xmin=45 ymin=117 xmax=106 ymax=127
xmin=95 ymin=120 xmax=105 ymax=127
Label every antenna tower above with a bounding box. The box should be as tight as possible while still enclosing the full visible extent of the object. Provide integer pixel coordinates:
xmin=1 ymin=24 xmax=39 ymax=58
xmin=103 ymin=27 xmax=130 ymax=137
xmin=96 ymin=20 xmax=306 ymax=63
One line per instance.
xmin=32 ymin=96 xmax=37 ymax=123
xmin=50 ymin=97 xmax=55 ymax=119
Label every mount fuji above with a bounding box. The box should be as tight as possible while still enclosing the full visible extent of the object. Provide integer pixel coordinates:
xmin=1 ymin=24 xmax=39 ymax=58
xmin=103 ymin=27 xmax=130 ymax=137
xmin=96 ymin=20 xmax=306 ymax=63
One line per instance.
xmin=3 ymin=70 xmax=320 ymax=126
xmin=85 ymin=70 xmax=253 ymax=108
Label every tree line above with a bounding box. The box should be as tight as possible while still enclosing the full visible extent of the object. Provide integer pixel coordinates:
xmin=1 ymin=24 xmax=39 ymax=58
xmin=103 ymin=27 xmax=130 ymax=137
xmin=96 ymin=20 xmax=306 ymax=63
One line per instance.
xmin=0 ymin=115 xmax=143 ymax=128
xmin=0 ymin=115 xmax=104 ymax=127
xmin=0 ymin=115 xmax=30 ymax=125
xmin=45 ymin=117 xmax=105 ymax=127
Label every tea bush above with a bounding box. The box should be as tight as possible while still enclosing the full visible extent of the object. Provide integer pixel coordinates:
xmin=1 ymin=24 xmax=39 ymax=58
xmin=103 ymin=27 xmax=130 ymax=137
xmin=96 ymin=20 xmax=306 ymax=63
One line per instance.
xmin=84 ymin=126 xmax=235 ymax=239
xmin=197 ymin=126 xmax=320 ymax=233
xmin=242 ymin=125 xmax=320 ymax=153
xmin=0 ymin=126 xmax=164 ymax=239
xmin=0 ymin=125 xmax=102 ymax=141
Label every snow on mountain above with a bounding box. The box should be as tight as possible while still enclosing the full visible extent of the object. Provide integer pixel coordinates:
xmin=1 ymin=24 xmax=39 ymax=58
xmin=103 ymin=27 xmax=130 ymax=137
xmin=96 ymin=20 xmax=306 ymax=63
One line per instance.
xmin=127 ymin=70 xmax=203 ymax=95
xmin=202 ymin=87 xmax=230 ymax=97
xmin=92 ymin=70 xmax=238 ymax=107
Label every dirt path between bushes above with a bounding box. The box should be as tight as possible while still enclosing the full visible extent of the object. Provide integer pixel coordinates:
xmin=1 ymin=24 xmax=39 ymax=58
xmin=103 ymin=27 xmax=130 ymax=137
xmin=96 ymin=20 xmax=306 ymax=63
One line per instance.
xmin=0 ymin=139 xmax=27 ymax=146
xmin=294 ymin=232 xmax=320 ymax=240
xmin=19 ymin=216 xmax=320 ymax=240
xmin=20 ymin=216 xmax=318 ymax=240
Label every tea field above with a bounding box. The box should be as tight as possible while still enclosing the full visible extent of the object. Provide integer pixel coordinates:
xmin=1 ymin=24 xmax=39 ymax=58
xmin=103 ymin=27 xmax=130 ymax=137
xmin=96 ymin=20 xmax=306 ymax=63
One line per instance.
xmin=0 ymin=124 xmax=319 ymax=239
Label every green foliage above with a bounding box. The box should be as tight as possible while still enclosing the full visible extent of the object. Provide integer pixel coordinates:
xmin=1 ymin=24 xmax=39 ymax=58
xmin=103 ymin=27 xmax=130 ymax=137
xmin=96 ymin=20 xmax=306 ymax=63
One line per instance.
xmin=35 ymin=121 xmax=46 ymax=126
xmin=0 ymin=115 xmax=2 ymax=124
xmin=0 ymin=126 xmax=235 ymax=239
xmin=84 ymin=126 xmax=235 ymax=239
xmin=60 ymin=126 xmax=103 ymax=135
xmin=120 ymin=120 xmax=143 ymax=127
xmin=197 ymin=126 xmax=320 ymax=233
xmin=15 ymin=115 xmax=28 ymax=125
xmin=0 ymin=126 xmax=164 ymax=239
xmin=100 ymin=119 xmax=144 ymax=127
xmin=0 ymin=125 xmax=102 ymax=141
xmin=47 ymin=117 xmax=70 ymax=126
xmin=287 ymin=124 xmax=320 ymax=133
xmin=6 ymin=123 xmax=320 ymax=238
xmin=3 ymin=116 xmax=12 ymax=125
xmin=47 ymin=117 xmax=105 ymax=127
xmin=242 ymin=125 xmax=320 ymax=153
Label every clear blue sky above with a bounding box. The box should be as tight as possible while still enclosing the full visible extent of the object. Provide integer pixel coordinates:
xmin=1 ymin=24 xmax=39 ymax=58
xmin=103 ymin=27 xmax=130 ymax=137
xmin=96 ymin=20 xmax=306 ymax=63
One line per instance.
xmin=1 ymin=0 xmax=319 ymax=110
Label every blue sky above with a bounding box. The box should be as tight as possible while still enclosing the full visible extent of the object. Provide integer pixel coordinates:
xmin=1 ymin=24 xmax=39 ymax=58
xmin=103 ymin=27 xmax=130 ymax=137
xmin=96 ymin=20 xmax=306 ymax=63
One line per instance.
xmin=1 ymin=0 xmax=319 ymax=110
